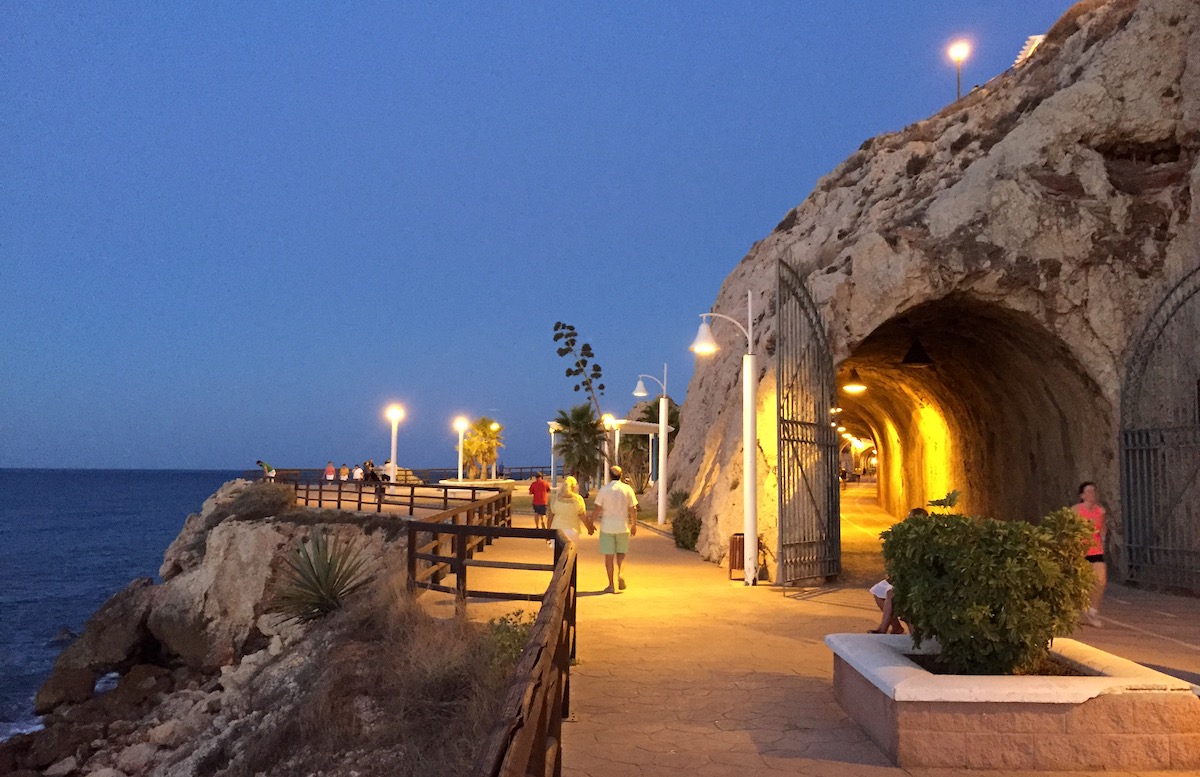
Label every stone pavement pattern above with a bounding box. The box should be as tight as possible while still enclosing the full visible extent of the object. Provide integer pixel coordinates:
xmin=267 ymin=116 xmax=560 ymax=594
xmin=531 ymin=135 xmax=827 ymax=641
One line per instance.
xmin=451 ymin=485 xmax=1200 ymax=777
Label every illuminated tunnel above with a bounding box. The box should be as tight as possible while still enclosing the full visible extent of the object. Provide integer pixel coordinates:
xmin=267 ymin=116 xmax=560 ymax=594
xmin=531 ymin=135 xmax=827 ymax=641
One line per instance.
xmin=835 ymin=296 xmax=1113 ymax=521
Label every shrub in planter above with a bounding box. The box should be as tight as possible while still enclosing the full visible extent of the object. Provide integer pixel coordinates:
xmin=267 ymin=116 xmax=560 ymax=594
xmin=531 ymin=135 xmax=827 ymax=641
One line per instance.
xmin=672 ymin=506 xmax=702 ymax=550
xmin=881 ymin=507 xmax=1093 ymax=674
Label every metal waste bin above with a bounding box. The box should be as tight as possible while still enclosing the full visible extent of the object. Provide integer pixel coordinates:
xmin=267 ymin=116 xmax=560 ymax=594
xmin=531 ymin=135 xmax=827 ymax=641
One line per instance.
xmin=729 ymin=533 xmax=744 ymax=580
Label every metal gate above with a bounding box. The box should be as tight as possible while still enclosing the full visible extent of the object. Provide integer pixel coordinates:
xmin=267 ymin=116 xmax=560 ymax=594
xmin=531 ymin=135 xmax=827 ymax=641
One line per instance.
xmin=1119 ymin=264 xmax=1200 ymax=594
xmin=776 ymin=259 xmax=840 ymax=583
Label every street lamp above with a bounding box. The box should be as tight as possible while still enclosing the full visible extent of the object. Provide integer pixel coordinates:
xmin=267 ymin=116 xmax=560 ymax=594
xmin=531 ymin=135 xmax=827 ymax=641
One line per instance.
xmin=948 ymin=40 xmax=971 ymax=101
xmin=453 ymin=416 xmax=469 ymax=481
xmin=489 ymin=421 xmax=501 ymax=479
xmin=690 ymin=290 xmax=759 ymax=586
xmin=385 ymin=404 xmax=406 ymax=482
xmin=633 ymin=364 xmax=669 ymax=526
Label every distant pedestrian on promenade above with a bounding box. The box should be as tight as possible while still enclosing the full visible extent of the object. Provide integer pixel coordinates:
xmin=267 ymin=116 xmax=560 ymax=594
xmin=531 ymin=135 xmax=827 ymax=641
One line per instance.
xmin=383 ymin=459 xmax=396 ymax=483
xmin=324 ymin=461 xmax=336 ymax=481
xmin=352 ymin=464 xmax=364 ymax=481
xmin=1072 ymin=481 xmax=1107 ymax=627
xmin=256 ymin=460 xmax=276 ymax=481
xmin=529 ymin=472 xmax=551 ymax=529
xmin=590 ymin=466 xmax=638 ymax=593
xmin=339 ymin=463 xmax=349 ymax=481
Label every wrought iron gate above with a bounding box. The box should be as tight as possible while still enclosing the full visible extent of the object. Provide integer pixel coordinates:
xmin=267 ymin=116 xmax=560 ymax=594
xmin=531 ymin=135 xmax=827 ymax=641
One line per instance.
xmin=776 ymin=260 xmax=839 ymax=583
xmin=1120 ymin=264 xmax=1200 ymax=594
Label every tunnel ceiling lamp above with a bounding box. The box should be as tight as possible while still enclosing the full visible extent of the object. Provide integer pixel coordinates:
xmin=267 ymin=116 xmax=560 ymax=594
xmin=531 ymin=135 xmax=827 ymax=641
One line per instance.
xmin=902 ymin=335 xmax=934 ymax=366
xmin=842 ymin=368 xmax=867 ymax=395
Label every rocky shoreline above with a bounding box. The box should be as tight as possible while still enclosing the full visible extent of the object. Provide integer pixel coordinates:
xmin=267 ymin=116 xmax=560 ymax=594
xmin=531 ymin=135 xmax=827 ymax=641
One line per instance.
xmin=0 ymin=480 xmax=411 ymax=777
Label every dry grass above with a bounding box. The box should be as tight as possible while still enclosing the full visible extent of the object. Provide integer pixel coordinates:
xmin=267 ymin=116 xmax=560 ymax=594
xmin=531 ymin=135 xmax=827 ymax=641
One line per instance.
xmin=230 ymin=572 xmax=514 ymax=777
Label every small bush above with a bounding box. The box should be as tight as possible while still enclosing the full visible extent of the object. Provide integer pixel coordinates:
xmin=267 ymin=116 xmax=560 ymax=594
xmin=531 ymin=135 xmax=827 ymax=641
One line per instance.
xmin=667 ymin=489 xmax=690 ymax=510
xmin=881 ymin=508 xmax=1093 ymax=674
xmin=223 ymin=481 xmax=295 ymax=522
xmin=672 ymin=506 xmax=702 ymax=550
xmin=487 ymin=609 xmax=537 ymax=667
xmin=270 ymin=529 xmax=374 ymax=622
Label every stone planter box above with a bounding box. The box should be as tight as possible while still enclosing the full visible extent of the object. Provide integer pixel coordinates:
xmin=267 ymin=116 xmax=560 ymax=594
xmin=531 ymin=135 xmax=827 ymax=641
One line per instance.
xmin=826 ymin=633 xmax=1200 ymax=771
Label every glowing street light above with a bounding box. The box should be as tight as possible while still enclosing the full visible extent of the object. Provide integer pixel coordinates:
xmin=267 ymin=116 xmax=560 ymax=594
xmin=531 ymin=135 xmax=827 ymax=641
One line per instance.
xmin=385 ymin=404 xmax=406 ymax=482
xmin=633 ymin=364 xmax=669 ymax=526
xmin=948 ymin=40 xmax=971 ymax=101
xmin=489 ymin=421 xmax=501 ymax=479
xmin=453 ymin=416 xmax=469 ymax=481
xmin=690 ymin=290 xmax=760 ymax=586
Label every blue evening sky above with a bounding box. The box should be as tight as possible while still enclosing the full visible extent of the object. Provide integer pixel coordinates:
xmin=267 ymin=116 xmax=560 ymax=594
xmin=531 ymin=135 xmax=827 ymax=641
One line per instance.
xmin=1 ymin=2 xmax=1073 ymax=470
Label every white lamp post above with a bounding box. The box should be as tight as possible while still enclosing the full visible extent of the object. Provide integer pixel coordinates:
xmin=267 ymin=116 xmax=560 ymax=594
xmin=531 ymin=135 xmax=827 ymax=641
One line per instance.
xmin=489 ymin=421 xmax=501 ymax=479
xmin=948 ymin=40 xmax=971 ymax=101
xmin=633 ymin=364 xmax=669 ymax=526
xmin=548 ymin=421 xmax=559 ymax=490
xmin=691 ymin=290 xmax=759 ymax=586
xmin=601 ymin=414 xmax=616 ymax=483
xmin=453 ymin=416 xmax=469 ymax=481
xmin=385 ymin=404 xmax=406 ymax=482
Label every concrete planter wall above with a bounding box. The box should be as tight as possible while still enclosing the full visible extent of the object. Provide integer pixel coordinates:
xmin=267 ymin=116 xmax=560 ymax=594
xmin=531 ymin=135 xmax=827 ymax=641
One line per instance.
xmin=826 ymin=634 xmax=1200 ymax=771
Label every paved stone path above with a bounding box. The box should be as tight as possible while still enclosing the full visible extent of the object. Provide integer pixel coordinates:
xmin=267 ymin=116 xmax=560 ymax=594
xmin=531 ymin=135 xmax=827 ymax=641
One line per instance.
xmin=437 ymin=483 xmax=1200 ymax=776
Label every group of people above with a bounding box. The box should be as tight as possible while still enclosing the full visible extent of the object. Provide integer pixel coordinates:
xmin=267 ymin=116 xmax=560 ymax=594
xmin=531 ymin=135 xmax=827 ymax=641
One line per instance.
xmin=322 ymin=459 xmax=397 ymax=483
xmin=868 ymin=481 xmax=1110 ymax=634
xmin=529 ymin=467 xmax=639 ymax=594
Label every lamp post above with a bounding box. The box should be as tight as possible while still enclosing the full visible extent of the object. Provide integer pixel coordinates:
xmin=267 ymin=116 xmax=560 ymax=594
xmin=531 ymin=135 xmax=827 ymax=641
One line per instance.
xmin=691 ymin=290 xmax=759 ymax=586
xmin=453 ymin=416 xmax=469 ymax=481
xmin=948 ymin=40 xmax=971 ymax=101
xmin=385 ymin=404 xmax=405 ymax=482
xmin=633 ymin=364 xmax=669 ymax=526
xmin=489 ymin=421 xmax=501 ymax=479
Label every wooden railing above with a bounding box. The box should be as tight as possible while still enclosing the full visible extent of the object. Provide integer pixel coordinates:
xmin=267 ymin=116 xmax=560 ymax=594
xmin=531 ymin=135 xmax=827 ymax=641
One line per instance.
xmin=285 ymin=479 xmax=510 ymax=516
xmin=405 ymin=515 xmax=576 ymax=777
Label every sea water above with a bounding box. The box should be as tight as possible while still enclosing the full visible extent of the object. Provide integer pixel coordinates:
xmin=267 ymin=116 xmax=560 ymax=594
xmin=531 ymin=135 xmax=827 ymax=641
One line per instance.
xmin=0 ymin=469 xmax=241 ymax=740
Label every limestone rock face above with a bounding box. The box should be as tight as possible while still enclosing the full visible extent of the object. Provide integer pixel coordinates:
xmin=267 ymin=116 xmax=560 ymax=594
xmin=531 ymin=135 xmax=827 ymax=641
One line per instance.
xmin=670 ymin=0 xmax=1200 ymax=572
xmin=159 ymin=479 xmax=254 ymax=580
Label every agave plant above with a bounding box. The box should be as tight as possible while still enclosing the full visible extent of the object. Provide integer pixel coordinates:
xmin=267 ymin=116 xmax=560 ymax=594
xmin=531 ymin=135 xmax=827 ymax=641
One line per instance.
xmin=271 ymin=529 xmax=374 ymax=622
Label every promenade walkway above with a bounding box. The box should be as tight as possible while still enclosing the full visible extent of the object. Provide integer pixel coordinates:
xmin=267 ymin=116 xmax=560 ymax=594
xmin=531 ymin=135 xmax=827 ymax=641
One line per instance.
xmin=440 ymin=483 xmax=1200 ymax=776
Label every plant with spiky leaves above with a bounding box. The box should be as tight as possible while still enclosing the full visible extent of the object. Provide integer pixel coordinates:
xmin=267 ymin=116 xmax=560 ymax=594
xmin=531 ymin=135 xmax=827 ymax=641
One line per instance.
xmin=271 ymin=528 xmax=374 ymax=622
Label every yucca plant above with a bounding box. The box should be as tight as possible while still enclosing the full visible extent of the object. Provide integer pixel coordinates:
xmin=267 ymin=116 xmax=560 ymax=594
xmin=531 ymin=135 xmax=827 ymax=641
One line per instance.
xmin=271 ymin=529 xmax=374 ymax=622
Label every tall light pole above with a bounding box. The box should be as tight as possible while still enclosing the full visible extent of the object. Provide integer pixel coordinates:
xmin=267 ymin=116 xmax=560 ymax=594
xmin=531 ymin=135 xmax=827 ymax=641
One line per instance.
xmin=489 ymin=421 xmax=501 ymax=479
xmin=453 ymin=416 xmax=469 ymax=481
xmin=691 ymin=290 xmax=758 ymax=585
xmin=385 ymin=404 xmax=405 ymax=482
xmin=948 ymin=40 xmax=971 ymax=101
xmin=633 ymin=364 xmax=669 ymax=526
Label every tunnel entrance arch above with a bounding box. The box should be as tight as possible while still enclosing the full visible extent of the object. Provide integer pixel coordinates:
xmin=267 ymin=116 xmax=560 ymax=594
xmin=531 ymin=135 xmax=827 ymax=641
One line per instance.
xmin=1120 ymin=264 xmax=1200 ymax=594
xmin=775 ymin=260 xmax=839 ymax=583
xmin=836 ymin=296 xmax=1110 ymax=525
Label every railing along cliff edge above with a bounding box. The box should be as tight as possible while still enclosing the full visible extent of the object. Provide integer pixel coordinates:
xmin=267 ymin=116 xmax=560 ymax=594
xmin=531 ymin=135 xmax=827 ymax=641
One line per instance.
xmin=406 ymin=516 xmax=576 ymax=777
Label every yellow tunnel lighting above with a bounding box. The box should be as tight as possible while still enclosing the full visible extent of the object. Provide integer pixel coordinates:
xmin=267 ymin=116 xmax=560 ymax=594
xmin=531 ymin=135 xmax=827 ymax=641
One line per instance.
xmin=842 ymin=368 xmax=867 ymax=395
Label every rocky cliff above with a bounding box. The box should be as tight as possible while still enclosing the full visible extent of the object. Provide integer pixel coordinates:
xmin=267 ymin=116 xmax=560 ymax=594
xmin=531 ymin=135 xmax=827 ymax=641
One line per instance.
xmin=670 ymin=0 xmax=1199 ymax=571
xmin=0 ymin=481 xmax=414 ymax=777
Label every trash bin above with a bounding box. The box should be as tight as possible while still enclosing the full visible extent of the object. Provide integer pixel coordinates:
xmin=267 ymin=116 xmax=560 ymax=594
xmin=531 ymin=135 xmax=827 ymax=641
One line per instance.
xmin=729 ymin=533 xmax=744 ymax=580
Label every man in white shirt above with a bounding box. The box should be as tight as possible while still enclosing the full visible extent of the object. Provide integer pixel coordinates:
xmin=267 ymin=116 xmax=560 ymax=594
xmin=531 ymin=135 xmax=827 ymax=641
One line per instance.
xmin=589 ymin=466 xmax=639 ymax=593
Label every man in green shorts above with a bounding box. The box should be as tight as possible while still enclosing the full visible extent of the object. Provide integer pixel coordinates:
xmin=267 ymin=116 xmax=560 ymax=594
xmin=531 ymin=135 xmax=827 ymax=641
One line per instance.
xmin=589 ymin=465 xmax=638 ymax=593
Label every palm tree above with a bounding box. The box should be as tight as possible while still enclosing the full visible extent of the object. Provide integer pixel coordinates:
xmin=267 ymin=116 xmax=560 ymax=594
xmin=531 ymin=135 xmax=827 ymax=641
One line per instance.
xmin=637 ymin=397 xmax=681 ymax=453
xmin=553 ymin=404 xmax=604 ymax=494
xmin=462 ymin=416 xmax=504 ymax=479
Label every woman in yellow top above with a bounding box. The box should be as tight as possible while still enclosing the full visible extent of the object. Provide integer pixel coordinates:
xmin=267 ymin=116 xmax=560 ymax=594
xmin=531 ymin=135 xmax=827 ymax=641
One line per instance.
xmin=548 ymin=476 xmax=592 ymax=542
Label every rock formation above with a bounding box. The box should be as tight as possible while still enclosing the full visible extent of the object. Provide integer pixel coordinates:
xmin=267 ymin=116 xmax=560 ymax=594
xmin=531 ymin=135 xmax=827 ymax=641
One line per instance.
xmin=1 ymin=480 xmax=411 ymax=777
xmin=670 ymin=0 xmax=1199 ymax=575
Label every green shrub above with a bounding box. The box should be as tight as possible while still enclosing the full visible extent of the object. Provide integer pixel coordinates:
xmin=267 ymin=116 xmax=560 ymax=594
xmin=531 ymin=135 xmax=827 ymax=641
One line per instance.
xmin=667 ymin=489 xmax=690 ymax=511
xmin=881 ymin=508 xmax=1093 ymax=674
xmin=672 ymin=506 xmax=702 ymax=550
xmin=487 ymin=609 xmax=538 ymax=667
xmin=271 ymin=529 xmax=374 ymax=622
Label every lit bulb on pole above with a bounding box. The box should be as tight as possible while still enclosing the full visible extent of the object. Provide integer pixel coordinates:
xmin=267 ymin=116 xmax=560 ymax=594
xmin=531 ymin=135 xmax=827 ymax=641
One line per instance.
xmin=948 ymin=40 xmax=971 ymax=101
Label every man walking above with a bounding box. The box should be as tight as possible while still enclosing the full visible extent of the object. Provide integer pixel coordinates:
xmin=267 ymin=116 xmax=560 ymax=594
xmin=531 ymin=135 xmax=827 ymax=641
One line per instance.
xmin=529 ymin=471 xmax=551 ymax=529
xmin=590 ymin=466 xmax=638 ymax=593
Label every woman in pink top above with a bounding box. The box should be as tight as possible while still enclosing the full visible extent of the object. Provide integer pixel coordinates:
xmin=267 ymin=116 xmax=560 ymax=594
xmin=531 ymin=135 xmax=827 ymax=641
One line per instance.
xmin=1072 ymin=481 xmax=1106 ymax=627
